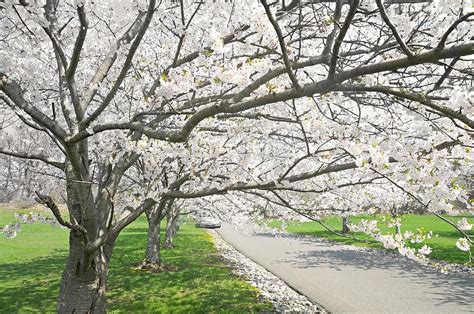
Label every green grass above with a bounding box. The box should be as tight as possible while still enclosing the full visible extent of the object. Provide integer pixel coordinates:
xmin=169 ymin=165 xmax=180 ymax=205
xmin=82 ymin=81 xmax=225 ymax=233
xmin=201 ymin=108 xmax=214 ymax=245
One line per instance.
xmin=0 ymin=208 xmax=272 ymax=313
xmin=268 ymin=214 xmax=474 ymax=265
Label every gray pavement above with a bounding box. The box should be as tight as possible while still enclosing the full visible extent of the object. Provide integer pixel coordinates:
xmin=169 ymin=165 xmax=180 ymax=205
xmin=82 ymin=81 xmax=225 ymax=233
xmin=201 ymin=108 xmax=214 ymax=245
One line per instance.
xmin=217 ymin=222 xmax=474 ymax=313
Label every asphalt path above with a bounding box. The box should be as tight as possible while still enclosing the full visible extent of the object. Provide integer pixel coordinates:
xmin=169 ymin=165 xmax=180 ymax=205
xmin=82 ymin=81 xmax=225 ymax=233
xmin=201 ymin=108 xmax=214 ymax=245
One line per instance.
xmin=217 ymin=222 xmax=474 ymax=313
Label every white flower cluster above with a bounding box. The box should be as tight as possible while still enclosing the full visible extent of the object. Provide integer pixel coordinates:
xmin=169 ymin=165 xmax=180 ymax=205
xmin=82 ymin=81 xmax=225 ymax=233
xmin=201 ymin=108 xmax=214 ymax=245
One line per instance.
xmin=0 ymin=212 xmax=59 ymax=239
xmin=348 ymin=219 xmax=433 ymax=263
xmin=387 ymin=218 xmax=401 ymax=229
xmin=347 ymin=219 xmax=379 ymax=234
xmin=455 ymin=238 xmax=471 ymax=252
xmin=456 ymin=218 xmax=473 ymax=231
xmin=0 ymin=223 xmax=21 ymax=239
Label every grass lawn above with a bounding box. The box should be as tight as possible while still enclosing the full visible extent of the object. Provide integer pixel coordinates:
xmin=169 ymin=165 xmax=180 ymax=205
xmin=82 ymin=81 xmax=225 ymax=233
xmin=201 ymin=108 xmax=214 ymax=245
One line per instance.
xmin=0 ymin=208 xmax=272 ymax=313
xmin=268 ymin=214 xmax=474 ymax=265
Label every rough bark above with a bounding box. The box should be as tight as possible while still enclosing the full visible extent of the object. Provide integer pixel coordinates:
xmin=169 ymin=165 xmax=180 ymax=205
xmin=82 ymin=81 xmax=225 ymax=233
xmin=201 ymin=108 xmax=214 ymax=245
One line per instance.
xmin=57 ymin=235 xmax=116 ymax=313
xmin=143 ymin=199 xmax=171 ymax=266
xmin=145 ymin=211 xmax=162 ymax=265
xmin=56 ymin=164 xmax=116 ymax=313
xmin=171 ymin=221 xmax=179 ymax=237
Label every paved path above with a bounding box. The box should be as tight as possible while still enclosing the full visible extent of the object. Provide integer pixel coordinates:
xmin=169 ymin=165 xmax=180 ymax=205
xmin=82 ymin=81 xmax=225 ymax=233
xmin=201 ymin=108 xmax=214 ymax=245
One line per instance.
xmin=217 ymin=223 xmax=474 ymax=313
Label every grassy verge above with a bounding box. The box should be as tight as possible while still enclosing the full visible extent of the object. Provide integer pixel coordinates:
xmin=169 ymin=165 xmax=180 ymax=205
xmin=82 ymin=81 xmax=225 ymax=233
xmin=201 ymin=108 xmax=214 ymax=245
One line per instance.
xmin=268 ymin=214 xmax=473 ymax=265
xmin=0 ymin=208 xmax=272 ymax=312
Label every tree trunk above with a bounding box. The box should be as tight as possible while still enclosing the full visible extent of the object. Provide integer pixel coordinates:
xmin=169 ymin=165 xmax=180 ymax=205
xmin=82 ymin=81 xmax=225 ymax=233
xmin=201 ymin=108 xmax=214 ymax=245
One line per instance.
xmin=391 ymin=211 xmax=401 ymax=235
xmin=342 ymin=216 xmax=350 ymax=234
xmin=395 ymin=224 xmax=401 ymax=236
xmin=57 ymin=234 xmax=116 ymax=313
xmin=163 ymin=214 xmax=175 ymax=248
xmin=145 ymin=212 xmax=162 ymax=265
xmin=171 ymin=222 xmax=178 ymax=236
xmin=142 ymin=200 xmax=170 ymax=268
xmin=56 ymin=163 xmax=116 ymax=313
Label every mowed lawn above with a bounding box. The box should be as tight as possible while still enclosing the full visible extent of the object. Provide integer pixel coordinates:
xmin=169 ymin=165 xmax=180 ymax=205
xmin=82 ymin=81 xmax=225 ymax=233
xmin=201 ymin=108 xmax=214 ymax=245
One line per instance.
xmin=269 ymin=214 xmax=474 ymax=265
xmin=0 ymin=208 xmax=272 ymax=313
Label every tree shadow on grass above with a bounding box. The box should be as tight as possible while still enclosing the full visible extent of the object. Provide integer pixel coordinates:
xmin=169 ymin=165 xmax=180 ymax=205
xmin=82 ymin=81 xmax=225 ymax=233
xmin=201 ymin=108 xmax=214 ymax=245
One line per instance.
xmin=108 ymin=225 xmax=271 ymax=313
xmin=0 ymin=250 xmax=67 ymax=312
xmin=0 ymin=224 xmax=271 ymax=313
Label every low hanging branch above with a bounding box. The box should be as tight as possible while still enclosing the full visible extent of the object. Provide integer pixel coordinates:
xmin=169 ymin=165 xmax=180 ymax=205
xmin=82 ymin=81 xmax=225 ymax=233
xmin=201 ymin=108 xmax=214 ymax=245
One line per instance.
xmin=334 ymin=84 xmax=474 ymax=129
xmin=368 ymin=168 xmax=473 ymax=244
xmin=269 ymin=190 xmax=374 ymax=243
xmin=34 ymin=192 xmax=89 ymax=242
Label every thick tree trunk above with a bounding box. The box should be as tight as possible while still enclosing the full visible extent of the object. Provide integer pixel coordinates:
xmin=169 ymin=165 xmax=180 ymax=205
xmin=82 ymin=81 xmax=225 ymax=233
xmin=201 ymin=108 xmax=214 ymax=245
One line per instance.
xmin=145 ymin=213 xmax=162 ymax=265
xmin=57 ymin=235 xmax=116 ymax=313
xmin=142 ymin=199 xmax=170 ymax=267
xmin=56 ymin=163 xmax=117 ymax=313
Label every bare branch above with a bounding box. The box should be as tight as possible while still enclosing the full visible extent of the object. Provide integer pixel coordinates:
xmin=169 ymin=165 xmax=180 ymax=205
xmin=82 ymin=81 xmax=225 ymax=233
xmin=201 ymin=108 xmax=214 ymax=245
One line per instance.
xmin=376 ymin=0 xmax=413 ymax=57
xmin=0 ymin=74 xmax=68 ymax=140
xmin=322 ymin=0 xmax=343 ymax=56
xmin=34 ymin=192 xmax=89 ymax=241
xmin=0 ymin=147 xmax=65 ymax=169
xmin=328 ymin=0 xmax=360 ymax=80
xmin=261 ymin=0 xmax=300 ymax=89
xmin=436 ymin=12 xmax=474 ymax=51
xmin=66 ymin=5 xmax=88 ymax=84
xmin=334 ymin=84 xmax=474 ymax=129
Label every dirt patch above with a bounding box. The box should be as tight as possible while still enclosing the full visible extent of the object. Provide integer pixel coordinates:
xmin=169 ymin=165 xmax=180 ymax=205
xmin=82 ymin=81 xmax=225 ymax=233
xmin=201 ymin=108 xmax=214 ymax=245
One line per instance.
xmin=132 ymin=260 xmax=180 ymax=273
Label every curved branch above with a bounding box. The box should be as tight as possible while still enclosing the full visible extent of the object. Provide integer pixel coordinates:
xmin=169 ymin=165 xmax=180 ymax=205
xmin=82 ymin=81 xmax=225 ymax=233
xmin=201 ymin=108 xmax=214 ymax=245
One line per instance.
xmin=322 ymin=0 xmax=343 ymax=56
xmin=164 ymin=139 xmax=459 ymax=199
xmin=35 ymin=192 xmax=88 ymax=241
xmin=436 ymin=12 xmax=474 ymax=51
xmin=0 ymin=147 xmax=65 ymax=170
xmin=66 ymin=5 xmax=88 ymax=83
xmin=66 ymin=42 xmax=474 ymax=144
xmin=0 ymin=74 xmax=68 ymax=140
xmin=334 ymin=84 xmax=474 ymax=129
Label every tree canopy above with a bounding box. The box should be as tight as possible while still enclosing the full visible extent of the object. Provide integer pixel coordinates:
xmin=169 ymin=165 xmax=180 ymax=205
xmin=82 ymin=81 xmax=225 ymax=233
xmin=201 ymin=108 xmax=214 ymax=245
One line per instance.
xmin=0 ymin=0 xmax=473 ymax=311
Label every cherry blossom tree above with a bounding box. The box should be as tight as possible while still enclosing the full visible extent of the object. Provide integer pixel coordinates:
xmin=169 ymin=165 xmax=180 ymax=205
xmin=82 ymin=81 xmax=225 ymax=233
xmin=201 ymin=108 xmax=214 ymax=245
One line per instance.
xmin=1 ymin=0 xmax=473 ymax=312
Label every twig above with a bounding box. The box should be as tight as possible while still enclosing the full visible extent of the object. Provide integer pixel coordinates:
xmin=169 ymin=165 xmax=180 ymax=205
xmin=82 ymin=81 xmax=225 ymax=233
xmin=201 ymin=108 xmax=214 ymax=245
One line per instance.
xmin=270 ymin=190 xmax=373 ymax=243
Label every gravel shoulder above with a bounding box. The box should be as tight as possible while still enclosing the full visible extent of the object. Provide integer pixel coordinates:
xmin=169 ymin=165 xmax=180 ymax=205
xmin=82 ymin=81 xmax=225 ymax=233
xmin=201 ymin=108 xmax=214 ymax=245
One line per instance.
xmin=209 ymin=229 xmax=325 ymax=313
xmin=216 ymin=222 xmax=474 ymax=314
